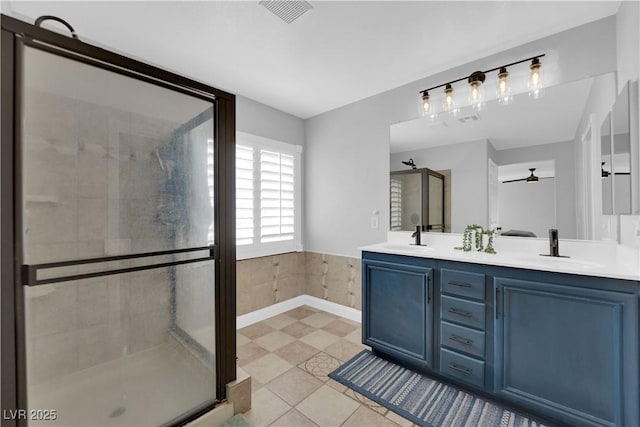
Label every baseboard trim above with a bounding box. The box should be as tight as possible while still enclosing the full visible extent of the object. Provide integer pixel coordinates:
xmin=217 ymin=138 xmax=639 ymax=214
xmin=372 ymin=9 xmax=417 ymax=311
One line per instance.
xmin=237 ymin=295 xmax=362 ymax=329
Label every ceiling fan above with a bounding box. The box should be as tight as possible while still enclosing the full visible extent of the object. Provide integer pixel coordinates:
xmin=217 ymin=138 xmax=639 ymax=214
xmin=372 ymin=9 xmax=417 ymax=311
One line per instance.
xmin=501 ymin=168 xmax=554 ymax=184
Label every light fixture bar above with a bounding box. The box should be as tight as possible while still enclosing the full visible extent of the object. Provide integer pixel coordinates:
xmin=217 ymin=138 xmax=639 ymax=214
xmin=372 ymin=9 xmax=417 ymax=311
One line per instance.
xmin=419 ymin=54 xmax=545 ymax=96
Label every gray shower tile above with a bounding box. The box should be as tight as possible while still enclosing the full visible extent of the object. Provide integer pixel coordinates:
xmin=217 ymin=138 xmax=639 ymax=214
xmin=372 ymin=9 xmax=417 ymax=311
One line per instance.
xmin=78 ymin=198 xmax=108 ymax=242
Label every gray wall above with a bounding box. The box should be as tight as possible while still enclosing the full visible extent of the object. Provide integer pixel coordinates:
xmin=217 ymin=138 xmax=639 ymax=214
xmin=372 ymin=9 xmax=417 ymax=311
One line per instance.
xmin=390 ymin=140 xmax=489 ymax=233
xmin=498 ymin=178 xmax=556 ymax=238
xmin=493 ymin=140 xmax=576 ymax=239
xmin=236 ymin=95 xmax=305 ymax=147
xmin=305 ymin=17 xmax=617 ymax=257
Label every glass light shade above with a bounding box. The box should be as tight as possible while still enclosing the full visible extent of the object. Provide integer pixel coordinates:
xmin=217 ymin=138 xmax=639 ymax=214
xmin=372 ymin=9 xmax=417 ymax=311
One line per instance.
xmin=528 ymin=59 xmax=543 ymax=99
xmin=497 ymin=68 xmax=513 ymax=106
xmin=422 ymin=93 xmax=431 ymax=114
xmin=421 ymin=92 xmax=438 ymax=120
xmin=468 ymin=80 xmax=485 ymax=111
xmin=443 ymin=84 xmax=459 ymax=116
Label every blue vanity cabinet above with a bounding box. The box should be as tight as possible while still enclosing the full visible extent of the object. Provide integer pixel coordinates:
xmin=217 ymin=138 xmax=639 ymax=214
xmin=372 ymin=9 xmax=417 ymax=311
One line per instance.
xmin=362 ymin=252 xmax=435 ymax=370
xmin=494 ymin=277 xmax=639 ymax=427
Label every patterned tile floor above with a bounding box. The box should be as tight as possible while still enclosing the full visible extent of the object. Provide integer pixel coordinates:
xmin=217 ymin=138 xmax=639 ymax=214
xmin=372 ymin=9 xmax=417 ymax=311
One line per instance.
xmin=238 ymin=306 xmax=416 ymax=427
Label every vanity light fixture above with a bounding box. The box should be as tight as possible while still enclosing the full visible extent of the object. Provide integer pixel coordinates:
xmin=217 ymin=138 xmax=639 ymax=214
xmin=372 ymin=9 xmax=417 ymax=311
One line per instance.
xmin=419 ymin=54 xmax=544 ymax=115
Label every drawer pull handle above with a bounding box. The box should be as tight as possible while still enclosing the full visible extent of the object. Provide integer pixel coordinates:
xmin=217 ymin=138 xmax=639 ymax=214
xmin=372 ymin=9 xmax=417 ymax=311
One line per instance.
xmin=449 ymin=335 xmax=473 ymax=346
xmin=449 ymin=281 xmax=472 ymax=288
xmin=448 ymin=364 xmax=472 ymax=375
xmin=448 ymin=308 xmax=473 ymax=318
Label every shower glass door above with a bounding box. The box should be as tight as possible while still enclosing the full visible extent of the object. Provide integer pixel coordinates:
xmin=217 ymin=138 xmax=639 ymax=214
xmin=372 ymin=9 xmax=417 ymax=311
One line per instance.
xmin=20 ymin=44 xmax=217 ymax=426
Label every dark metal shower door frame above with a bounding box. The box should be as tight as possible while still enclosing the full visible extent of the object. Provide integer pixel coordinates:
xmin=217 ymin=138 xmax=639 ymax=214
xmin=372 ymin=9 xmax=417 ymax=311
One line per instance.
xmin=390 ymin=168 xmax=446 ymax=232
xmin=0 ymin=14 xmax=237 ymax=427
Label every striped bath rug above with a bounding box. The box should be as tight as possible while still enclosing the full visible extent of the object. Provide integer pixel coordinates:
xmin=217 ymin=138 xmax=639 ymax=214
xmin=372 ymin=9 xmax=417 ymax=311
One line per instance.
xmin=329 ymin=350 xmax=550 ymax=427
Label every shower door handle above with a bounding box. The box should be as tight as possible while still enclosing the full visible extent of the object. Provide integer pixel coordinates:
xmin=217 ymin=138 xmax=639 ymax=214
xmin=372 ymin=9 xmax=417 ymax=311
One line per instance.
xmin=21 ymin=245 xmax=216 ymax=286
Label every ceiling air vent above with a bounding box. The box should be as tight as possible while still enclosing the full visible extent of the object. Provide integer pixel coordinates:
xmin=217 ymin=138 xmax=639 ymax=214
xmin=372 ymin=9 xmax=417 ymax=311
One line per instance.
xmin=260 ymin=0 xmax=313 ymax=24
xmin=458 ymin=114 xmax=481 ymax=124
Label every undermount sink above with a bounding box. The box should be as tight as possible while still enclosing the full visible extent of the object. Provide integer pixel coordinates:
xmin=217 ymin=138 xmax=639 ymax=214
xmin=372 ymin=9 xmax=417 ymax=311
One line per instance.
xmin=513 ymin=255 xmax=605 ymax=270
xmin=382 ymin=243 xmax=435 ymax=252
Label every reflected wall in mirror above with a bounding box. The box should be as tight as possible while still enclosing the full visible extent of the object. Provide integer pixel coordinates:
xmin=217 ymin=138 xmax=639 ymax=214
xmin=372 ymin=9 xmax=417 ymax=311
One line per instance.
xmin=601 ymin=81 xmax=633 ymax=214
xmin=390 ymin=168 xmax=449 ymax=232
xmin=390 ymin=73 xmax=625 ymax=239
xmin=497 ymin=160 xmax=556 ymax=237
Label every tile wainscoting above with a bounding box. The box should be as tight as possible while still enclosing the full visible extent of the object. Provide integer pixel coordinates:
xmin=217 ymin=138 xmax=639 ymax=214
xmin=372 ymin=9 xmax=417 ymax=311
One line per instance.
xmin=237 ymin=252 xmax=362 ymax=316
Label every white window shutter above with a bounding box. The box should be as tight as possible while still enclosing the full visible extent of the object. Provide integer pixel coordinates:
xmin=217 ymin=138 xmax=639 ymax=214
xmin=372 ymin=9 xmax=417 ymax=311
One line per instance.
xmin=260 ymin=150 xmax=295 ymax=243
xmin=236 ymin=145 xmax=254 ymax=245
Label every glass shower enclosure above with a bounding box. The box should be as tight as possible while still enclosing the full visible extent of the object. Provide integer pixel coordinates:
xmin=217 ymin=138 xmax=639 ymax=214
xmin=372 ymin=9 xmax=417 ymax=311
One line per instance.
xmin=1 ymin=15 xmax=236 ymax=427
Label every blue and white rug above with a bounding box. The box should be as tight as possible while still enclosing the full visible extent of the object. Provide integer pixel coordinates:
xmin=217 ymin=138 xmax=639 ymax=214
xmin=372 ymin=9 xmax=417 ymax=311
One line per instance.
xmin=329 ymin=350 xmax=550 ymax=427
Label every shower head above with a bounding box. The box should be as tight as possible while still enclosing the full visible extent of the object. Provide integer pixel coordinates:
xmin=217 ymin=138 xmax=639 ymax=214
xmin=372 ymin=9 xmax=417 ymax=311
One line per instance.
xmin=402 ymin=158 xmax=417 ymax=169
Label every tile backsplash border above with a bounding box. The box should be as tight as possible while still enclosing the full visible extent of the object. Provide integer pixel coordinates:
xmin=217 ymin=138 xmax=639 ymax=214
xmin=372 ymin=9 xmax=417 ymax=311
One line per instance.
xmin=236 ymin=252 xmax=361 ymax=316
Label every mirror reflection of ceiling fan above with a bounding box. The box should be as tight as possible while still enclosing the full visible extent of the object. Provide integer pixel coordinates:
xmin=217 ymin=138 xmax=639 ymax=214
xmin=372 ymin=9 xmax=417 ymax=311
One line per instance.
xmin=601 ymin=162 xmax=630 ymax=178
xmin=501 ymin=168 xmax=554 ymax=184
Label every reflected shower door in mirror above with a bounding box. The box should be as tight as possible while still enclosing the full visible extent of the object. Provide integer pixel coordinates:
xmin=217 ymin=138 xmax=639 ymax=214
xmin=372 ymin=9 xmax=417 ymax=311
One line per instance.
xmin=601 ymin=81 xmax=633 ymax=214
xmin=390 ymin=168 xmax=447 ymax=232
xmin=390 ymin=73 xmax=629 ymax=239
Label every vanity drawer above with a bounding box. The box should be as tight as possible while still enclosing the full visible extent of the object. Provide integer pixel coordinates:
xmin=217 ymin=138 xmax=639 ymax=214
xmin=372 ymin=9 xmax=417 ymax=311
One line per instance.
xmin=440 ymin=268 xmax=485 ymax=301
xmin=441 ymin=295 xmax=485 ymax=330
xmin=440 ymin=348 xmax=485 ymax=389
xmin=441 ymin=321 xmax=485 ymax=359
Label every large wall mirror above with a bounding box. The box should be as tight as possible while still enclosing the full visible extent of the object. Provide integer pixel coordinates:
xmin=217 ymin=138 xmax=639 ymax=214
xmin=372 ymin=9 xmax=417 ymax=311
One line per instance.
xmin=390 ymin=72 xmax=637 ymax=240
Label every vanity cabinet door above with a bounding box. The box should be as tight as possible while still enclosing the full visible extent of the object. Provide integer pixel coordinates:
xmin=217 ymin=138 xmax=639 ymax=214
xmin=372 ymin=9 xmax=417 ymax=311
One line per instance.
xmin=494 ymin=277 xmax=638 ymax=427
xmin=363 ymin=259 xmax=433 ymax=369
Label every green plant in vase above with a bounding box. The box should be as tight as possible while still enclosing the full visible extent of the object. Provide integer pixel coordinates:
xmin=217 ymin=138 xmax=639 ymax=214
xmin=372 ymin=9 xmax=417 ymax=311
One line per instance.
xmin=455 ymin=224 xmax=496 ymax=254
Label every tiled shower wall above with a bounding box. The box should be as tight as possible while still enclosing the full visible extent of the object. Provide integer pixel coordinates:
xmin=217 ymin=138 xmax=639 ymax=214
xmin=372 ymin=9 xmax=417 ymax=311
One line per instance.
xmin=236 ymin=252 xmax=362 ymax=316
xmin=23 ymin=89 xmax=177 ymax=384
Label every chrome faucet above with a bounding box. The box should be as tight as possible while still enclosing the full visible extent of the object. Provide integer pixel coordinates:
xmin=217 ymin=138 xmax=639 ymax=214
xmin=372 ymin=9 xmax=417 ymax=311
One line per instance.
xmin=548 ymin=228 xmax=560 ymax=257
xmin=411 ymin=225 xmax=424 ymax=246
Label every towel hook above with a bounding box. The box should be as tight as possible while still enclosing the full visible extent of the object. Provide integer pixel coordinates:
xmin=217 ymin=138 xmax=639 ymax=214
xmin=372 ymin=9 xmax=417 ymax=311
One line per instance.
xmin=34 ymin=15 xmax=78 ymax=39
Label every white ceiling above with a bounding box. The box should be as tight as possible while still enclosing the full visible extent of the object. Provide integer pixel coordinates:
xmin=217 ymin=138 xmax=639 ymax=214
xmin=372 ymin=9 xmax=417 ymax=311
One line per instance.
xmin=4 ymin=1 xmax=620 ymax=119
xmin=390 ymin=76 xmax=595 ymax=153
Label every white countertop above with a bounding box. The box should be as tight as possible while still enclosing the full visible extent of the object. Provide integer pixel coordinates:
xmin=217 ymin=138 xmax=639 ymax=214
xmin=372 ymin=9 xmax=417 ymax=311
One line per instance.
xmin=360 ymin=234 xmax=640 ymax=281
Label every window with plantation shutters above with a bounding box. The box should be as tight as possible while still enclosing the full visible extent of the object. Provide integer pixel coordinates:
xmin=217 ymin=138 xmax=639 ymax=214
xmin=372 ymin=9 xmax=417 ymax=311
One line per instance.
xmin=236 ymin=132 xmax=302 ymax=259
xmin=260 ymin=150 xmax=295 ymax=243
